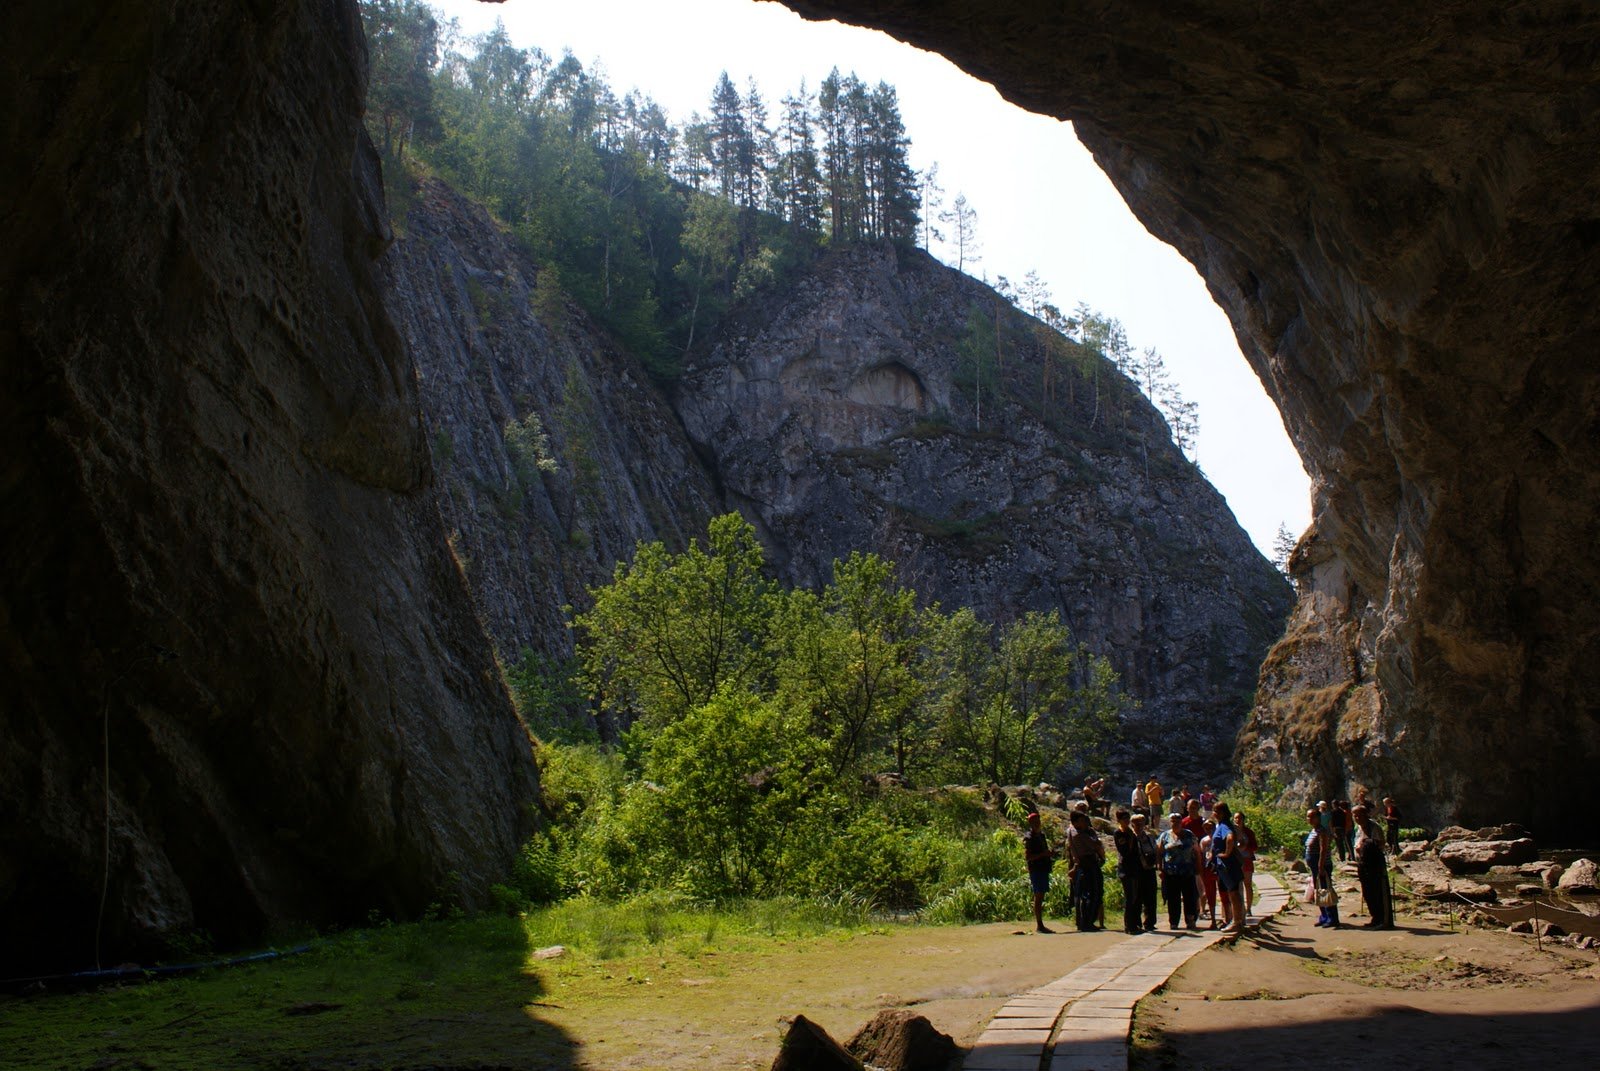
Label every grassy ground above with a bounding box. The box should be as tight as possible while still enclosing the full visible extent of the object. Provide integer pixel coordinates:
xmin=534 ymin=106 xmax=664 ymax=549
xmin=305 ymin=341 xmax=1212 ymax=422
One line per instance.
xmin=3 ymin=894 xmax=1111 ymax=1071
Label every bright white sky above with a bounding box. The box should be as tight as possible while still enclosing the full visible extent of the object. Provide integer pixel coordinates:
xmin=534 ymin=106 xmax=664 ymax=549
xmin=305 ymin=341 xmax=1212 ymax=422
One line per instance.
xmin=431 ymin=0 xmax=1311 ymax=556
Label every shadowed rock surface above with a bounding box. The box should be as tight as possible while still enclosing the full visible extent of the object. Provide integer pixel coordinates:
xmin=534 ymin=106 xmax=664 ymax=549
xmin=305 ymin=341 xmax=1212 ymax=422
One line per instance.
xmin=779 ymin=0 xmax=1600 ymax=835
xmin=0 ymin=2 xmax=536 ymax=970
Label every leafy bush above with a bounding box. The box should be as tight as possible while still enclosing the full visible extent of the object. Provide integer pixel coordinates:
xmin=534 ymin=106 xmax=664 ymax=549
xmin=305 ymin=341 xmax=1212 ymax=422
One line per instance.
xmin=924 ymin=878 xmax=1028 ymax=924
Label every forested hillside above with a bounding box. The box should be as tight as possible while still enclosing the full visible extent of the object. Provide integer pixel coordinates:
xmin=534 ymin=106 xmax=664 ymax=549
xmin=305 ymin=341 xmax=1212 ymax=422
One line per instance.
xmin=365 ymin=0 xmax=1288 ymax=785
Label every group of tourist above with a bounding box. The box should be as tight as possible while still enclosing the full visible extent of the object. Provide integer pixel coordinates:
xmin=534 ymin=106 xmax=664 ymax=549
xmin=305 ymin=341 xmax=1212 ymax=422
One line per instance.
xmin=1025 ymin=778 xmax=1401 ymax=935
xmin=1023 ymin=790 xmax=1258 ymax=937
xmin=1304 ymin=797 xmax=1395 ymax=928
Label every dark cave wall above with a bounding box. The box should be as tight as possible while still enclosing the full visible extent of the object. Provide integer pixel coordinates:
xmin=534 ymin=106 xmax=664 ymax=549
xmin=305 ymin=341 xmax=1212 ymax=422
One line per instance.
xmin=0 ymin=1 xmax=536 ymax=970
xmin=780 ymin=0 xmax=1600 ymax=834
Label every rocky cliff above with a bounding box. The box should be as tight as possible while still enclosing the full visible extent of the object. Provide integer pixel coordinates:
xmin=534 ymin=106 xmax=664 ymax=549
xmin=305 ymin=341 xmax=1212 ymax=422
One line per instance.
xmin=780 ymin=0 xmax=1600 ymax=836
xmin=381 ymin=182 xmax=1287 ymax=777
xmin=676 ymin=242 xmax=1291 ymax=775
xmin=0 ymin=3 xmax=536 ymax=971
xmin=381 ymin=179 xmax=720 ymax=662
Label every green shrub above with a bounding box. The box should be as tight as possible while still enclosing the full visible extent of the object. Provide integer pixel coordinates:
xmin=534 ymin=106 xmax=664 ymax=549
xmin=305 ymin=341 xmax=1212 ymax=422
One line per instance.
xmin=924 ymin=878 xmax=1028 ymax=924
xmin=1400 ymin=826 xmax=1430 ymax=842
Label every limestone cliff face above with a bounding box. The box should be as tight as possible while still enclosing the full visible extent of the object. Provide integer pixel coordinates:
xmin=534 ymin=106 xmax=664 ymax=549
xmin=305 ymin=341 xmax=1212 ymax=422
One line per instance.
xmin=381 ymin=179 xmax=719 ymax=660
xmin=0 ymin=3 xmax=536 ymax=970
xmin=677 ymin=243 xmax=1292 ymax=776
xmin=781 ymin=0 xmax=1600 ymax=836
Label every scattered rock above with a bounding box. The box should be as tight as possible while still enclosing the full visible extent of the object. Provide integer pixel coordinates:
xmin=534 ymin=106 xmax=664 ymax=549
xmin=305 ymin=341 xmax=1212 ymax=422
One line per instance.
xmin=531 ymin=945 xmax=567 ymax=960
xmin=1519 ymin=861 xmax=1564 ymax=886
xmin=1287 ymin=859 xmax=1308 ymax=873
xmin=1472 ymin=824 xmax=1531 ymax=841
xmin=1557 ymin=858 xmax=1598 ymax=893
xmin=1432 ymin=826 xmax=1476 ymax=845
xmin=845 ymin=1008 xmax=958 ymax=1071
xmin=1507 ymin=920 xmax=1533 ymax=934
xmin=1516 ymin=884 xmax=1546 ymax=897
xmin=1398 ymin=843 xmax=1427 ymax=861
xmin=1437 ymin=838 xmax=1538 ymax=873
xmin=772 ymin=1015 xmax=863 ymax=1071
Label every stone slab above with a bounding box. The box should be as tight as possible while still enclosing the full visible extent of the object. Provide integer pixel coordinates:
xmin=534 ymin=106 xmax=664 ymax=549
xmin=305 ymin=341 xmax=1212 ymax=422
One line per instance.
xmin=1049 ymin=1043 xmax=1128 ymax=1071
xmin=987 ymin=1015 xmax=1059 ymax=1030
xmin=977 ymin=1027 xmax=1052 ymax=1048
xmin=964 ymin=1053 xmax=1044 ymax=1071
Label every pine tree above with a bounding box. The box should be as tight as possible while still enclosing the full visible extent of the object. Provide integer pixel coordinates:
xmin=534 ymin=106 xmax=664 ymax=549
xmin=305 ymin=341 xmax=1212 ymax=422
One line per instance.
xmin=940 ymin=193 xmax=980 ymax=271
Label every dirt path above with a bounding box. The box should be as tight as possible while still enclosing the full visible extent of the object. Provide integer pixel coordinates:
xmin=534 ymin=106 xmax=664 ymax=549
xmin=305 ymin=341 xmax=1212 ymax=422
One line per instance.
xmin=1130 ymin=890 xmax=1600 ymax=1070
xmin=535 ymin=921 xmax=1131 ymax=1070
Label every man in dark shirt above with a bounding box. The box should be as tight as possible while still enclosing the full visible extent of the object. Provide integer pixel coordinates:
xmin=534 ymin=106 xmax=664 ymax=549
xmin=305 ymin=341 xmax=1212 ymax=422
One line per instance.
xmin=1023 ymin=812 xmax=1056 ymax=933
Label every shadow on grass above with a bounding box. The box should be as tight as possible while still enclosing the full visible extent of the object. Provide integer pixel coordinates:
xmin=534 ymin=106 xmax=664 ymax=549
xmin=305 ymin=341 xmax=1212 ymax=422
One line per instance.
xmin=0 ymin=913 xmax=580 ymax=1070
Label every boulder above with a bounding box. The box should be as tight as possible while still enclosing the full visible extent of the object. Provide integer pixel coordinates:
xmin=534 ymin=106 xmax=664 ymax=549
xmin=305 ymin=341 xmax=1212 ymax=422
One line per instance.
xmin=1404 ymin=859 xmax=1497 ymax=902
xmin=1437 ymin=839 xmax=1538 ymax=874
xmin=1557 ymin=858 xmax=1598 ymax=894
xmin=1474 ymin=824 xmax=1531 ymax=842
xmin=1398 ymin=843 xmax=1427 ymax=861
xmin=771 ymin=1015 xmax=863 ymax=1071
xmin=1432 ymin=827 xmax=1476 ymax=845
xmin=1519 ymin=862 xmax=1564 ymax=887
xmin=845 ymin=1009 xmax=958 ymax=1071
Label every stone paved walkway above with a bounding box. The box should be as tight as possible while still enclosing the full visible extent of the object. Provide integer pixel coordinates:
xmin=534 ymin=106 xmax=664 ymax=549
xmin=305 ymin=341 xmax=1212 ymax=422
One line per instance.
xmin=963 ymin=873 xmax=1291 ymax=1071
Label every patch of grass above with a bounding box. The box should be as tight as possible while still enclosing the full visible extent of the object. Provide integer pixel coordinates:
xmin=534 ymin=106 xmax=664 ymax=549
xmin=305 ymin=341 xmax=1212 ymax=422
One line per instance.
xmin=0 ymin=915 xmax=572 ymax=1071
xmin=0 ymin=895 xmax=905 ymax=1071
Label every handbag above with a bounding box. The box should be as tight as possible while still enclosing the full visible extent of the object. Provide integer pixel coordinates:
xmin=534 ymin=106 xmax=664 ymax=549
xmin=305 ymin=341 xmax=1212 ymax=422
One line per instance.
xmin=1316 ymin=886 xmax=1338 ymax=907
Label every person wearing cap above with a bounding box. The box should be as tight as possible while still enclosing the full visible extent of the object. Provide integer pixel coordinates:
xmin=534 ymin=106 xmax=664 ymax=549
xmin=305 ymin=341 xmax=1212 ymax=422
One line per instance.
xmin=1352 ymin=804 xmax=1393 ymax=928
xmin=1022 ymin=811 xmax=1057 ymax=933
xmin=1157 ymin=811 xmax=1201 ymax=929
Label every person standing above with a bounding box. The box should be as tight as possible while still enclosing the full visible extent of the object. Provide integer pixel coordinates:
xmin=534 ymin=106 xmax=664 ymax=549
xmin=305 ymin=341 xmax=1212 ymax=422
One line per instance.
xmin=1198 ymin=820 xmax=1219 ymax=928
xmin=1382 ymin=796 xmax=1402 ymax=854
xmin=1130 ymin=781 xmax=1147 ymax=816
xmin=1157 ymin=811 xmax=1200 ymax=929
xmin=1129 ymin=813 xmax=1160 ymax=932
xmin=1306 ymin=806 xmax=1339 ymax=927
xmin=1144 ymin=777 xmax=1164 ymax=820
xmin=1352 ymin=805 xmax=1393 ymax=928
xmin=1112 ymin=810 xmax=1141 ymax=934
xmin=1066 ymin=810 xmax=1105 ymax=931
xmin=1234 ymin=810 xmax=1259 ymax=918
xmin=1210 ymin=802 xmax=1246 ymax=934
xmin=1329 ymin=800 xmax=1350 ymax=862
xmin=1023 ymin=812 xmax=1057 ymax=934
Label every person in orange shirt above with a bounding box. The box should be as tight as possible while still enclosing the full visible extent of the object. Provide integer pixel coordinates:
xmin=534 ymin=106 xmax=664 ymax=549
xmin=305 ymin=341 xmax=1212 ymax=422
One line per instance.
xmin=1144 ymin=777 xmax=1164 ymax=818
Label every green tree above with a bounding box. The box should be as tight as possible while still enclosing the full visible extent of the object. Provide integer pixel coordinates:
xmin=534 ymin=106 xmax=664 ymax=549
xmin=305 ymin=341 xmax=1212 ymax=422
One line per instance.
xmin=637 ymin=688 xmax=821 ymax=896
xmin=940 ymin=192 xmax=979 ymax=271
xmin=776 ymin=552 xmax=921 ymax=777
xmin=675 ymin=194 xmax=739 ymax=355
xmin=575 ymin=513 xmax=775 ymax=729
xmin=360 ymin=0 xmax=440 ymax=158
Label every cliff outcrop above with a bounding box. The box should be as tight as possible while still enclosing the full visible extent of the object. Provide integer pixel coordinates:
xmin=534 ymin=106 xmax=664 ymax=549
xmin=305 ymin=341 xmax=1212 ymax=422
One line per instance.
xmin=382 ymin=179 xmax=719 ymax=662
xmin=781 ymin=0 xmax=1600 ymax=835
xmin=0 ymin=3 xmax=536 ymax=970
xmin=676 ymin=243 xmax=1291 ymax=773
